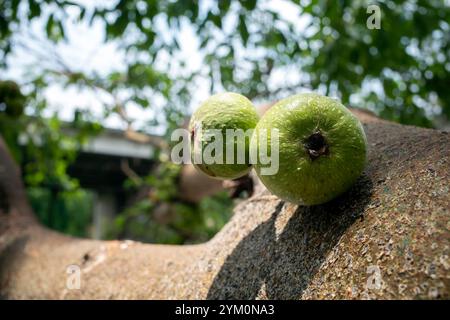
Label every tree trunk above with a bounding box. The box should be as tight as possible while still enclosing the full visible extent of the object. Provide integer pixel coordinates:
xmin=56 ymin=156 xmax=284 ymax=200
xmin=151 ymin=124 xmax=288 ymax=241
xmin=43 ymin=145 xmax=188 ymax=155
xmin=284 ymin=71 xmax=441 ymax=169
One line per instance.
xmin=0 ymin=111 xmax=449 ymax=299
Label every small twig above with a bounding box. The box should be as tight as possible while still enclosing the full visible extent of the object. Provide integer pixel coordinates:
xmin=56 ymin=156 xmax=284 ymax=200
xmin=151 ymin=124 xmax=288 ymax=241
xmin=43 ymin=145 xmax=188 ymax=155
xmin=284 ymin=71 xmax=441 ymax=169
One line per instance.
xmin=120 ymin=159 xmax=143 ymax=185
xmin=17 ymin=32 xmax=168 ymax=152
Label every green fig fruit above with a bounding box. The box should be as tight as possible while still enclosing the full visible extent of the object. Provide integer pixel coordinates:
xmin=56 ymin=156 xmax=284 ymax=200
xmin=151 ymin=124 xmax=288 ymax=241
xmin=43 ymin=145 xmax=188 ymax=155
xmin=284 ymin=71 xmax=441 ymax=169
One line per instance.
xmin=189 ymin=92 xmax=259 ymax=180
xmin=251 ymin=93 xmax=367 ymax=205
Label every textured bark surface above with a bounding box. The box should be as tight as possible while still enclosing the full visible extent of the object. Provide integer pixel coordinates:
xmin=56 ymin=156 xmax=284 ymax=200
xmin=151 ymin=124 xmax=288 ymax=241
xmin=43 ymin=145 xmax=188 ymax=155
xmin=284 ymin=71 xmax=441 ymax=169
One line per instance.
xmin=0 ymin=111 xmax=449 ymax=299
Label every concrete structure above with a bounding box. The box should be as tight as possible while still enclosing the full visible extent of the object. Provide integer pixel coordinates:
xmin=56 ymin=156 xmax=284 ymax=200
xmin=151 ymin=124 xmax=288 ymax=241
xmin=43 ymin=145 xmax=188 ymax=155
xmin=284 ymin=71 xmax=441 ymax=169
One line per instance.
xmin=67 ymin=128 xmax=155 ymax=238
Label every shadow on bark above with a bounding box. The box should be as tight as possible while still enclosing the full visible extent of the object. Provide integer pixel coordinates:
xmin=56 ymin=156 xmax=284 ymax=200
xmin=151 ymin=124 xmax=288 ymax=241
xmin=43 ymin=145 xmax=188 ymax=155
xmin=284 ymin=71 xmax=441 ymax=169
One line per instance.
xmin=0 ymin=235 xmax=29 ymax=298
xmin=207 ymin=174 xmax=373 ymax=299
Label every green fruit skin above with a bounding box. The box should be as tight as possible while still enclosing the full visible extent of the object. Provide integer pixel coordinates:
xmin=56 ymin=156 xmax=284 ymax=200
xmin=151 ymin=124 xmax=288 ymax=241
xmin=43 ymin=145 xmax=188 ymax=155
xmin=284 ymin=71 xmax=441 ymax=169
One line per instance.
xmin=251 ymin=93 xmax=367 ymax=205
xmin=189 ymin=92 xmax=259 ymax=180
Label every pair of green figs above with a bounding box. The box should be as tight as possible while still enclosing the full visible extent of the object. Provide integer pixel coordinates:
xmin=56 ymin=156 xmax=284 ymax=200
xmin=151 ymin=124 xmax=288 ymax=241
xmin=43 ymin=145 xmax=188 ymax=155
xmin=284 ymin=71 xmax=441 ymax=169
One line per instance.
xmin=188 ymin=92 xmax=367 ymax=206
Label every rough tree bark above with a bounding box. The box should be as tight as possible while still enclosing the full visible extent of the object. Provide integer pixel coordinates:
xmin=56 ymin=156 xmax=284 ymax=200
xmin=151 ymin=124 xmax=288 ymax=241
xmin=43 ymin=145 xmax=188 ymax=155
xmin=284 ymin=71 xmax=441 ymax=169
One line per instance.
xmin=0 ymin=111 xmax=449 ymax=299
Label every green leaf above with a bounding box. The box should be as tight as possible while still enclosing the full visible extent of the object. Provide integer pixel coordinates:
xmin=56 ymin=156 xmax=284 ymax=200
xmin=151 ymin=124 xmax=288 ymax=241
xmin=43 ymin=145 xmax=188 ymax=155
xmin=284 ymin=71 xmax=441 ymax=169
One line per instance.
xmin=28 ymin=0 xmax=41 ymax=19
xmin=241 ymin=0 xmax=257 ymax=11
xmin=219 ymin=0 xmax=231 ymax=13
xmin=238 ymin=14 xmax=249 ymax=46
xmin=46 ymin=14 xmax=54 ymax=38
xmin=57 ymin=20 xmax=66 ymax=40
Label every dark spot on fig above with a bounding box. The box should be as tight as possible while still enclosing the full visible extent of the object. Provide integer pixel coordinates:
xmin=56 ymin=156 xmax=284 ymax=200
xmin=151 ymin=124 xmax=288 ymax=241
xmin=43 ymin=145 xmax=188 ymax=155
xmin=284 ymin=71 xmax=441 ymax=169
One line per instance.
xmin=303 ymin=131 xmax=329 ymax=161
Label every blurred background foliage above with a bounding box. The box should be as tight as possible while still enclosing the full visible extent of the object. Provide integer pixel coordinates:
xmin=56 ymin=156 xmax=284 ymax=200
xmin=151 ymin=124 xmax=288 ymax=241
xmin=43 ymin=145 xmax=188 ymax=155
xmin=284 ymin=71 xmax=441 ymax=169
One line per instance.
xmin=0 ymin=0 xmax=449 ymax=243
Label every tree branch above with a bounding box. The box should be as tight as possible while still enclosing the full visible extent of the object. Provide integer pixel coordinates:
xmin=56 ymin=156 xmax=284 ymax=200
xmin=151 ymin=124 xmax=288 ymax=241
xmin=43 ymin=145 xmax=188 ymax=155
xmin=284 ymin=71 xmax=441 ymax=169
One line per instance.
xmin=0 ymin=113 xmax=449 ymax=299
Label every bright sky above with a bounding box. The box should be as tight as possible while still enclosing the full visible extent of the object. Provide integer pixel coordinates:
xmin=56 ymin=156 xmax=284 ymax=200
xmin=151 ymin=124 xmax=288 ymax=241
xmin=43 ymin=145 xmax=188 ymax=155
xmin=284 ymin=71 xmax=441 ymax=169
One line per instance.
xmin=3 ymin=0 xmax=310 ymax=133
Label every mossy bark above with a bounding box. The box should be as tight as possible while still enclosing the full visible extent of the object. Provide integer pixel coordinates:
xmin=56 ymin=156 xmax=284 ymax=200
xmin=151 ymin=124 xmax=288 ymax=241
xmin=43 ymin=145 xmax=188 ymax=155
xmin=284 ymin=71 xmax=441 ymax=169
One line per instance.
xmin=0 ymin=111 xmax=448 ymax=299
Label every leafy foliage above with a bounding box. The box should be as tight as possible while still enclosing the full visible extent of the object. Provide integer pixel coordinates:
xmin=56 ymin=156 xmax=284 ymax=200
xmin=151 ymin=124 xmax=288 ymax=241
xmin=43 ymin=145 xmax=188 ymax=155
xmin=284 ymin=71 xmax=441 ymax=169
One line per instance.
xmin=109 ymin=158 xmax=235 ymax=244
xmin=1 ymin=1 xmax=449 ymax=127
xmin=0 ymin=79 xmax=101 ymax=190
xmin=28 ymin=187 xmax=94 ymax=237
xmin=108 ymin=189 xmax=234 ymax=244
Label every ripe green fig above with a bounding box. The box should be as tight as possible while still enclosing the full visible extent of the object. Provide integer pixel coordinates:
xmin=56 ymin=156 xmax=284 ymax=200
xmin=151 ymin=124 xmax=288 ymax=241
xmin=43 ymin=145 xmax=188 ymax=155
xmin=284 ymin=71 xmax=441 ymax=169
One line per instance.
xmin=251 ymin=93 xmax=367 ymax=205
xmin=189 ymin=92 xmax=259 ymax=180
